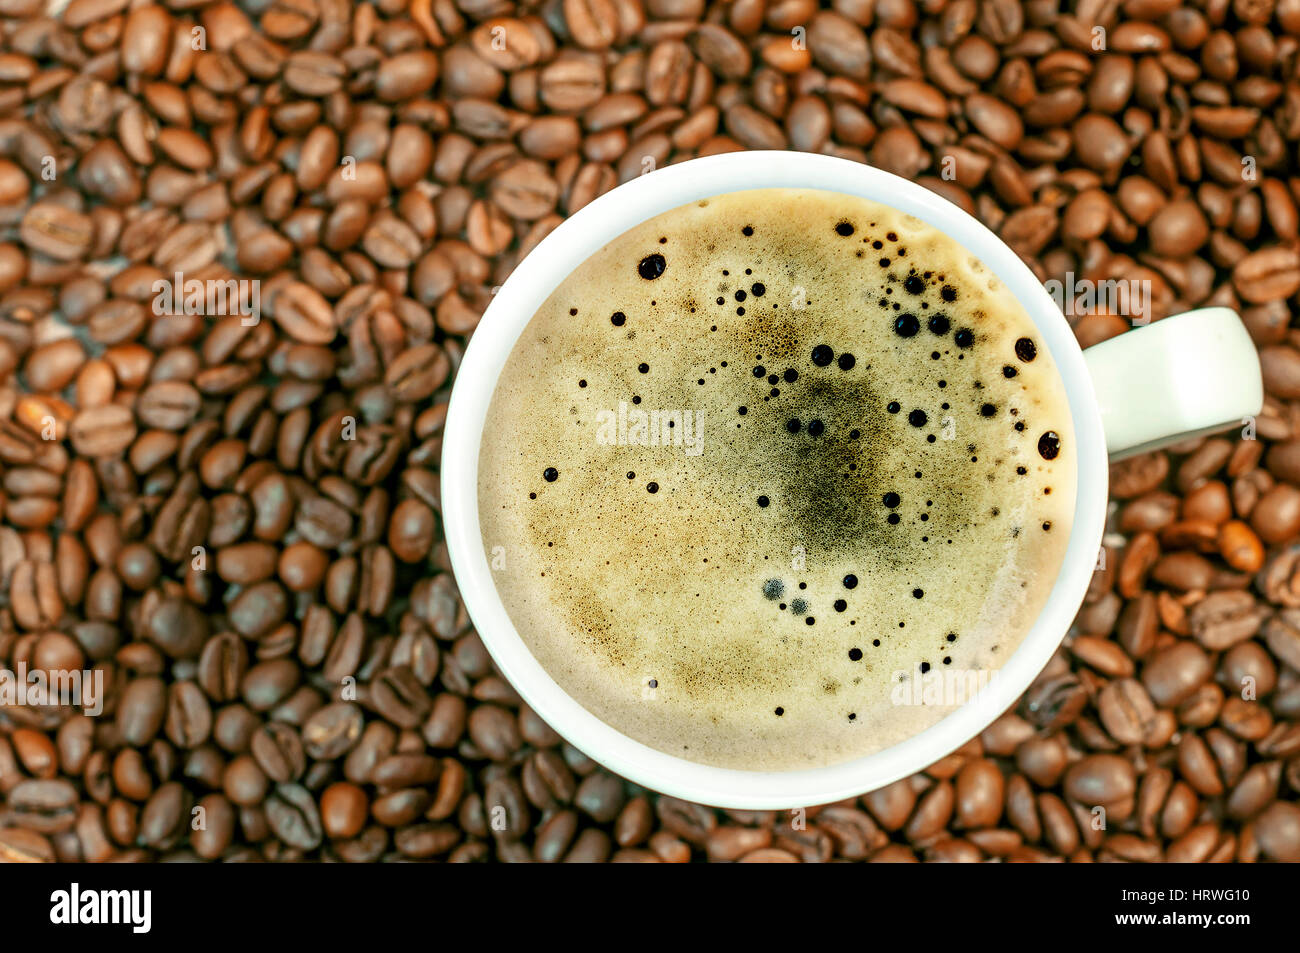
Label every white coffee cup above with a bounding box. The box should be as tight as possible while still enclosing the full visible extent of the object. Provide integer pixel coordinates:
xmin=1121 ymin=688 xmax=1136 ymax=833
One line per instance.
xmin=441 ymin=151 xmax=1263 ymax=809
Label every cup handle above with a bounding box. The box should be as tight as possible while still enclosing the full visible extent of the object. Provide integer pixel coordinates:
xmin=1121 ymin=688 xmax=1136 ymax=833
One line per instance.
xmin=1082 ymin=307 xmax=1264 ymax=461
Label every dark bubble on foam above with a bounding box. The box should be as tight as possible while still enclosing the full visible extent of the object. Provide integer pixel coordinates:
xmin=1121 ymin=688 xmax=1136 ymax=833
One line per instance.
xmin=894 ymin=314 xmax=919 ymax=337
xmin=638 ymin=253 xmax=666 ymax=280
xmin=1038 ymin=432 xmax=1062 ymax=460
xmin=1016 ymin=337 xmax=1038 ymax=362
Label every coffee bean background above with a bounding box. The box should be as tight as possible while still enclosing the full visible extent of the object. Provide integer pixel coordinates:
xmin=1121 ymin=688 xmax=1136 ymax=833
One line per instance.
xmin=1 ymin=0 xmax=1299 ymax=863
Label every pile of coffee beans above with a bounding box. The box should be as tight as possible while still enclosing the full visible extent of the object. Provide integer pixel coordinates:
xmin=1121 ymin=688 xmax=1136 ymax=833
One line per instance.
xmin=2 ymin=0 xmax=1300 ymax=862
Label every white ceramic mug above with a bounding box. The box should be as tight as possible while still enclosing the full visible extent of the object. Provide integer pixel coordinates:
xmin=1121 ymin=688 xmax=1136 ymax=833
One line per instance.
xmin=441 ymin=151 xmax=1264 ymax=809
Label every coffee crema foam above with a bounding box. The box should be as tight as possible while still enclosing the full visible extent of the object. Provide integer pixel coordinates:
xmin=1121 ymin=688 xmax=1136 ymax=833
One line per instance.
xmin=479 ymin=189 xmax=1075 ymax=771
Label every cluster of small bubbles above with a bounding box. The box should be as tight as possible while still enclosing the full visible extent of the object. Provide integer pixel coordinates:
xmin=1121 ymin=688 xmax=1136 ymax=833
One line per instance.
xmin=603 ymin=228 xmax=1065 ymax=714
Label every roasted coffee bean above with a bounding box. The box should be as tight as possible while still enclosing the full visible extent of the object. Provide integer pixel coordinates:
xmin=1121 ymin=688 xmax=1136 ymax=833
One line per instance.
xmin=265 ymin=783 xmax=324 ymax=850
xmin=320 ymin=781 xmax=369 ymax=840
xmin=250 ymin=722 xmax=307 ymax=784
xmin=302 ymin=702 xmax=365 ymax=760
xmin=9 ymin=779 xmax=79 ymax=833
xmin=20 ymin=202 xmax=93 ymax=260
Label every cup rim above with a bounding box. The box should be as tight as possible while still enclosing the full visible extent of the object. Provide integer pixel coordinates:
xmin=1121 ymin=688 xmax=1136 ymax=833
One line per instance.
xmin=442 ymin=151 xmax=1109 ymax=809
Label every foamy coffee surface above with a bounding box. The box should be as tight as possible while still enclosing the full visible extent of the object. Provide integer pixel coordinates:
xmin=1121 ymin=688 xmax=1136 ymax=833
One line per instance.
xmin=479 ymin=189 xmax=1075 ymax=771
